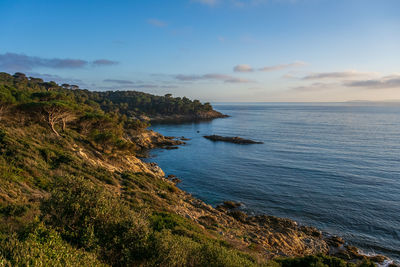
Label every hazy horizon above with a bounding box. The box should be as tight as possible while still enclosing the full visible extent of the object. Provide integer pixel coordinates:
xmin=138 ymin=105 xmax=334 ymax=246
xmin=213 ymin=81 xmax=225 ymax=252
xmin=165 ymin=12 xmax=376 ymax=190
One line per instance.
xmin=1 ymin=0 xmax=399 ymax=102
xmin=211 ymin=100 xmax=400 ymax=105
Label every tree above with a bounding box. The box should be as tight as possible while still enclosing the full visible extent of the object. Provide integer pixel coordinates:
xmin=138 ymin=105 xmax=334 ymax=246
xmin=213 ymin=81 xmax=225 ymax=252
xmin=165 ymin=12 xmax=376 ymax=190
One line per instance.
xmin=29 ymin=77 xmax=44 ymax=83
xmin=41 ymin=81 xmax=58 ymax=91
xmin=61 ymin=83 xmax=70 ymax=89
xmin=60 ymin=111 xmax=76 ymax=131
xmin=13 ymin=72 xmax=27 ymax=80
xmin=20 ymin=101 xmax=75 ymax=136
xmin=41 ymin=102 xmax=75 ymax=135
xmin=203 ymin=102 xmax=212 ymax=111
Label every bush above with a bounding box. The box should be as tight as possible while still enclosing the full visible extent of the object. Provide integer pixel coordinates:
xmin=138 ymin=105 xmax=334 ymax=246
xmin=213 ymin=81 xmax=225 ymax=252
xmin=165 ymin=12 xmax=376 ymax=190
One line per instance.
xmin=150 ymin=230 xmax=201 ymax=266
xmin=0 ymin=223 xmax=105 ymax=266
xmin=40 ymin=176 xmax=151 ymax=266
xmin=149 ymin=230 xmax=262 ymax=267
xmin=196 ymin=241 xmax=260 ymax=267
xmin=150 ymin=211 xmax=202 ymax=239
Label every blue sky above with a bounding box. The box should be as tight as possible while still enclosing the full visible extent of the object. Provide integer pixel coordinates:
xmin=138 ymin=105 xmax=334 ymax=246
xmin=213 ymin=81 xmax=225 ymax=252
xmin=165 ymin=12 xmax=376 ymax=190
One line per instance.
xmin=1 ymin=0 xmax=399 ymax=102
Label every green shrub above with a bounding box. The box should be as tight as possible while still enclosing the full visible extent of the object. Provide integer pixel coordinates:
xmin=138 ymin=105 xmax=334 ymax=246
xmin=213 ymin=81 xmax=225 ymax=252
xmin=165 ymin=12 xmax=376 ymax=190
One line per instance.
xmin=148 ymin=230 xmax=262 ymax=267
xmin=0 ymin=157 xmax=24 ymax=183
xmin=150 ymin=230 xmax=201 ymax=266
xmin=196 ymin=241 xmax=259 ymax=267
xmin=150 ymin=211 xmax=202 ymax=239
xmin=151 ymin=212 xmax=181 ymax=231
xmin=40 ymin=176 xmax=151 ymax=266
xmin=92 ymin=167 xmax=117 ymax=185
xmin=0 ymin=223 xmax=105 ymax=266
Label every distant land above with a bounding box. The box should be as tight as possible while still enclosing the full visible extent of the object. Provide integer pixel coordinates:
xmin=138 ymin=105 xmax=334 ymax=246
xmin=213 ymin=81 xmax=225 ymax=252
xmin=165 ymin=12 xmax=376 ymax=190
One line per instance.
xmin=346 ymin=100 xmax=400 ymax=106
xmin=347 ymin=100 xmax=400 ymax=103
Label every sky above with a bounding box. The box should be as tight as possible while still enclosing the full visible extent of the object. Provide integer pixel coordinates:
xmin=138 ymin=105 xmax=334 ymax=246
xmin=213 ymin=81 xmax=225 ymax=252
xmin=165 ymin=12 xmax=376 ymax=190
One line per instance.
xmin=1 ymin=0 xmax=399 ymax=102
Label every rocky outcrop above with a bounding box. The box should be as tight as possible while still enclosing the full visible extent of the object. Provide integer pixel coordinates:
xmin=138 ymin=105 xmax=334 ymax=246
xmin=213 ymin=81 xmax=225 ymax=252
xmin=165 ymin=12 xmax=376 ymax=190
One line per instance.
xmin=217 ymin=200 xmax=242 ymax=210
xmin=74 ymin=144 xmax=164 ymax=178
xmin=171 ymin=192 xmax=329 ymax=258
xmin=148 ymin=110 xmax=228 ymax=124
xmin=130 ymin=130 xmax=185 ymax=150
xmin=166 ymin=174 xmax=182 ymax=184
xmin=204 ymin=135 xmax=264 ymax=144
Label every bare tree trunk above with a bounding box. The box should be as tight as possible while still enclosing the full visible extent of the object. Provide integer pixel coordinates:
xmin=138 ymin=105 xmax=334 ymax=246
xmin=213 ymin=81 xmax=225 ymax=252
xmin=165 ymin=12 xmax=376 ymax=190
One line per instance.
xmin=47 ymin=113 xmax=60 ymax=136
xmin=49 ymin=122 xmax=60 ymax=136
xmin=62 ymin=118 xmax=66 ymax=131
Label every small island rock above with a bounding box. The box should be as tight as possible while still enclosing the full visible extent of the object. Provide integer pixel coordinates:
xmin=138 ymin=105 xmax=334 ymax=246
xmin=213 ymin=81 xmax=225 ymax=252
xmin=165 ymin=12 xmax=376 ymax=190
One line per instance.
xmin=203 ymin=135 xmax=263 ymax=144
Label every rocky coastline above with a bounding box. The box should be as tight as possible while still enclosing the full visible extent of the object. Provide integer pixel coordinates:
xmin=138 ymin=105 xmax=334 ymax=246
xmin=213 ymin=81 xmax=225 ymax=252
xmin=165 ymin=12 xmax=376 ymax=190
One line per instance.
xmin=143 ymin=132 xmax=394 ymax=266
xmin=166 ymin=177 xmax=392 ymax=265
xmin=164 ymin=181 xmax=391 ymax=265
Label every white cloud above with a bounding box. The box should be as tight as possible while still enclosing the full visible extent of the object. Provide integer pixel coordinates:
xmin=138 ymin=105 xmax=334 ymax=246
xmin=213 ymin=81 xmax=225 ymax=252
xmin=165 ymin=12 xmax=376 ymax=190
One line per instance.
xmin=293 ymin=72 xmax=400 ymax=91
xmin=217 ymin=36 xmax=226 ymax=42
xmin=0 ymin=52 xmax=118 ymax=72
xmin=302 ymin=70 xmax=378 ymax=80
xmin=191 ymin=0 xmax=218 ymax=6
xmin=26 ymin=72 xmax=86 ymax=87
xmin=147 ymin=18 xmax=167 ymax=27
xmin=203 ymin=0 xmax=298 ymax=8
xmin=233 ymin=64 xmax=254 ymax=72
xmin=225 ymin=77 xmax=253 ymax=83
xmin=233 ymin=61 xmax=305 ymax=73
xmin=292 ymin=82 xmax=337 ymax=92
xmin=344 ymin=75 xmax=400 ymax=89
xmin=103 ymin=79 xmax=134 ymax=84
xmin=92 ymin=59 xmax=118 ymax=66
xmin=175 ymin=73 xmax=253 ymax=83
xmin=259 ymin=61 xmax=306 ymax=72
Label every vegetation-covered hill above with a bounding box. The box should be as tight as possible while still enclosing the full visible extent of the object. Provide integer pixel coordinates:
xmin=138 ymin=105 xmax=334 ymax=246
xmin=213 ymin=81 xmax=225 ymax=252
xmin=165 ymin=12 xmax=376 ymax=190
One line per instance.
xmin=0 ymin=73 xmax=381 ymax=266
xmin=0 ymin=72 xmax=226 ymax=124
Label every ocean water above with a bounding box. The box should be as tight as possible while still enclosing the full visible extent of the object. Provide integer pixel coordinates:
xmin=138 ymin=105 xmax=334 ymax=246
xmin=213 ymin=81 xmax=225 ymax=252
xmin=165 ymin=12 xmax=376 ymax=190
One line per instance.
xmin=146 ymin=103 xmax=400 ymax=260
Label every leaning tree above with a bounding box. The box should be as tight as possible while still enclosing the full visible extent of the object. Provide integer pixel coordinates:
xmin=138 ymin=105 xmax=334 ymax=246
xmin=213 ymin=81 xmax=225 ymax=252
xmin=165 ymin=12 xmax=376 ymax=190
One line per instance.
xmin=20 ymin=101 xmax=76 ymax=136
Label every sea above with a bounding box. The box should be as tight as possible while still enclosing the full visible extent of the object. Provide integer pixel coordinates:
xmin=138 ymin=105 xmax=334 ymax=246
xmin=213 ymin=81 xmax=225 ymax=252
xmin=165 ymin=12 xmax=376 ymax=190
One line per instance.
xmin=146 ymin=103 xmax=400 ymax=261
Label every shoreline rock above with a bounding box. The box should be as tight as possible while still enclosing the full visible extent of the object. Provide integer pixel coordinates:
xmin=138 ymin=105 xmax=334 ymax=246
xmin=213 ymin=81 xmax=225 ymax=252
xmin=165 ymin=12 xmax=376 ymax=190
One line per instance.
xmin=204 ymin=135 xmax=264 ymax=144
xmin=216 ymin=200 xmax=242 ymax=210
xmin=131 ymin=130 xmax=185 ymax=151
xmin=166 ymin=174 xmax=182 ymax=184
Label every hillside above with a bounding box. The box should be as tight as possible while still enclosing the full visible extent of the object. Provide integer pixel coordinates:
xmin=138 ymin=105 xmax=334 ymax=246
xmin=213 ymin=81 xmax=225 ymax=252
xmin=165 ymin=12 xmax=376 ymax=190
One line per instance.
xmin=0 ymin=73 xmax=384 ymax=266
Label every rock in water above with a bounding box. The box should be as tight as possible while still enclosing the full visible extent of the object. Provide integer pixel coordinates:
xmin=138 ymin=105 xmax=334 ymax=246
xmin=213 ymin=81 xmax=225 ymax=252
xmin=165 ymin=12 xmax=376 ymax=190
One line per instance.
xmin=203 ymin=135 xmax=263 ymax=144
